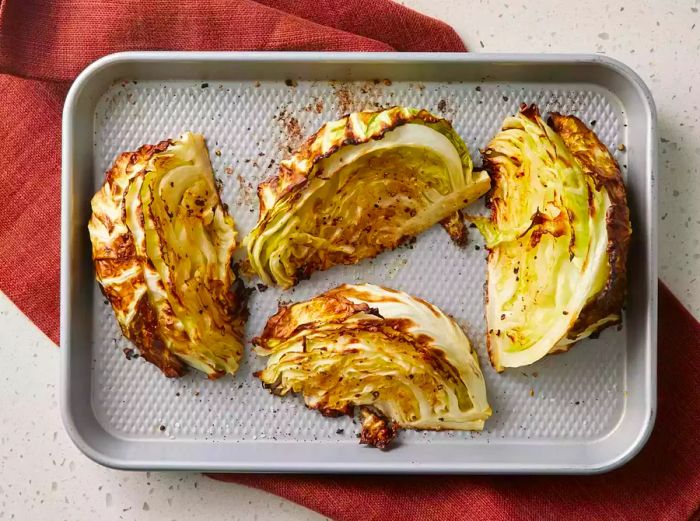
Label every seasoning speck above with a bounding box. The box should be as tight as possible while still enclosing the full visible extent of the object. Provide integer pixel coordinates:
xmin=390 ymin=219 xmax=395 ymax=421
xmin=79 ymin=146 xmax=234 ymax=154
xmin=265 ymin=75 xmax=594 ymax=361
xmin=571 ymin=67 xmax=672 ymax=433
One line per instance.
xmin=159 ymin=425 xmax=166 ymax=431
xmin=285 ymin=79 xmax=297 ymax=87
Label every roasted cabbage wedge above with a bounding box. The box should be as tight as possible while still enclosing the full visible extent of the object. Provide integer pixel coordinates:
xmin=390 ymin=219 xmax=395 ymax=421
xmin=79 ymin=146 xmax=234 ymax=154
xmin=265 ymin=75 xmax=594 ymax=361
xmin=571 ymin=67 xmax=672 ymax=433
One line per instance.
xmin=88 ymin=132 xmax=247 ymax=378
xmin=254 ymin=283 xmax=491 ymax=448
xmin=472 ymin=105 xmax=631 ymax=371
xmin=246 ymin=107 xmax=491 ymax=287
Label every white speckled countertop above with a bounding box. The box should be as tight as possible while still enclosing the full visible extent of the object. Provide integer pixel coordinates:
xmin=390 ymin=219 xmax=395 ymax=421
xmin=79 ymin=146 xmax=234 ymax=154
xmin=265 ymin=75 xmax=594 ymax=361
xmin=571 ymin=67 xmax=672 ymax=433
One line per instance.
xmin=1 ymin=1 xmax=698 ymax=519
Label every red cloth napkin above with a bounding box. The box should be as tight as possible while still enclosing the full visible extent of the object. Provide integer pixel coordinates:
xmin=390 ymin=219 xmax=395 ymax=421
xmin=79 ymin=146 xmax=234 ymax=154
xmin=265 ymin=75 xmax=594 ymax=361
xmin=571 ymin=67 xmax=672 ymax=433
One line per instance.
xmin=0 ymin=1 xmax=697 ymax=520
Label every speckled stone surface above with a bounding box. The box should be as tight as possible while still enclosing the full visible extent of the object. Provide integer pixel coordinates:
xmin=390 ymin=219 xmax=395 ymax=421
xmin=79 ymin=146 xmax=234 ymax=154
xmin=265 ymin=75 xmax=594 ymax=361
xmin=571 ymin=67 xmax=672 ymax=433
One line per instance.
xmin=1 ymin=1 xmax=698 ymax=519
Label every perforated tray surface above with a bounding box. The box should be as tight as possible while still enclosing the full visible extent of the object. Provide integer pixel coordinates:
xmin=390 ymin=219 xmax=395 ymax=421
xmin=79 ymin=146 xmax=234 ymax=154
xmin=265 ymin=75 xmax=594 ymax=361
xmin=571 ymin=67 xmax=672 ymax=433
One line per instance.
xmin=61 ymin=53 xmax=657 ymax=473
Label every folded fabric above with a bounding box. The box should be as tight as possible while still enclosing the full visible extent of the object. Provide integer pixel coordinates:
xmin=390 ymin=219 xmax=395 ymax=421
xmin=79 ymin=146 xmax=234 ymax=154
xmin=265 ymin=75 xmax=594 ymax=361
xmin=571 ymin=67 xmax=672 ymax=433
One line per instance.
xmin=0 ymin=1 xmax=697 ymax=520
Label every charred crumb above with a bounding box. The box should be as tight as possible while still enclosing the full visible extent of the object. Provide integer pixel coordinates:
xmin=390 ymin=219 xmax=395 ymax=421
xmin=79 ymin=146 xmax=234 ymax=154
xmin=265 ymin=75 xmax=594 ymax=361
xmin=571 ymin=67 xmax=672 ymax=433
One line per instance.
xmin=475 ymin=86 xmax=482 ymax=92
xmin=159 ymin=425 xmax=166 ymax=431
xmin=437 ymin=100 xmax=447 ymax=113
xmin=366 ymin=307 xmax=384 ymax=319
xmin=201 ymin=83 xmax=209 ymax=89
xmin=285 ymin=79 xmax=297 ymax=87
xmin=336 ymin=428 xmax=344 ymax=435
xmin=503 ymin=96 xmax=509 ymax=102
xmin=333 ymin=84 xmax=354 ymax=114
xmin=256 ymin=283 xmax=268 ymax=293
xmin=123 ymin=348 xmax=136 ymax=360
xmin=359 ymin=407 xmax=397 ymax=449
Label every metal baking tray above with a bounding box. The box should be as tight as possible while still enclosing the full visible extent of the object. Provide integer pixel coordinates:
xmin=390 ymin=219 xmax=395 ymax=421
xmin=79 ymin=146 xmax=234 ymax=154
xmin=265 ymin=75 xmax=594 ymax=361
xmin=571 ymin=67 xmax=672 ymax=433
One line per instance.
xmin=60 ymin=52 xmax=657 ymax=473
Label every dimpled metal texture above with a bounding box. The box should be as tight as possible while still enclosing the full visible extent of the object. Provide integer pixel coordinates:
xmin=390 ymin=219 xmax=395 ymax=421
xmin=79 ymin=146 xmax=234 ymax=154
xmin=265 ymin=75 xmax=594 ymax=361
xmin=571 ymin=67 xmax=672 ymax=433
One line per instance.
xmin=92 ymin=78 xmax=628 ymax=444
